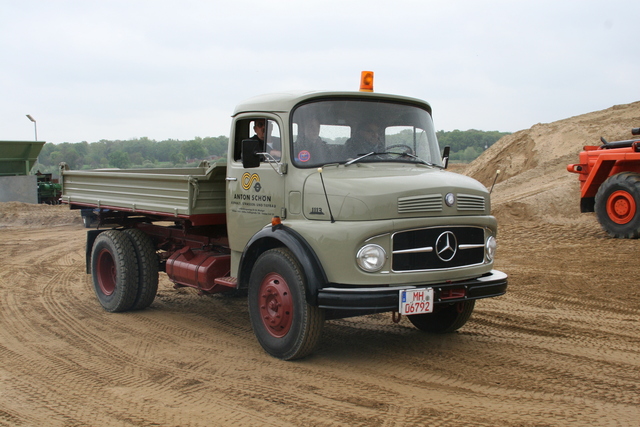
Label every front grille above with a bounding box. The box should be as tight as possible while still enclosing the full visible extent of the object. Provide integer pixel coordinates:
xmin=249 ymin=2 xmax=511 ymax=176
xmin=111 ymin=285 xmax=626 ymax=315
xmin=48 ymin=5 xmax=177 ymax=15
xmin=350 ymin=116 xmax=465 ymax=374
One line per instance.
xmin=392 ymin=226 xmax=485 ymax=271
xmin=457 ymin=194 xmax=486 ymax=211
xmin=398 ymin=194 xmax=442 ymax=213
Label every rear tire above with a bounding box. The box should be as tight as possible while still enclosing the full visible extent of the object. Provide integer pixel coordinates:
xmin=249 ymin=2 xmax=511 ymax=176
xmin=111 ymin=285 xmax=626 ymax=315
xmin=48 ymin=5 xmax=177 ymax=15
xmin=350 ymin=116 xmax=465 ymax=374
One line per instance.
xmin=595 ymin=172 xmax=640 ymax=238
xmin=91 ymin=230 xmax=139 ymax=312
xmin=122 ymin=228 xmax=159 ymax=310
xmin=248 ymin=248 xmax=325 ymax=360
xmin=408 ymin=300 xmax=475 ymax=333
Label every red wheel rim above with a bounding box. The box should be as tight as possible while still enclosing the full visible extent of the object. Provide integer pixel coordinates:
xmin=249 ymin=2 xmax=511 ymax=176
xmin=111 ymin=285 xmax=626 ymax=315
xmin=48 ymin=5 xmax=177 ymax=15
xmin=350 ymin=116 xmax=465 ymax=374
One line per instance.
xmin=258 ymin=273 xmax=293 ymax=338
xmin=607 ymin=190 xmax=637 ymax=224
xmin=96 ymin=248 xmax=117 ymax=296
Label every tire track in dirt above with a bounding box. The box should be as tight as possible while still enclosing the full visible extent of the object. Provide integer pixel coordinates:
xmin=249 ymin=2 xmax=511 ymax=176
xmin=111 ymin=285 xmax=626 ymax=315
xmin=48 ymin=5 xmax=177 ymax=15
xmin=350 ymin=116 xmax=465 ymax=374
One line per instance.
xmin=2 ymin=267 xmax=283 ymax=426
xmin=0 ymin=228 xmax=259 ymax=425
xmin=39 ymin=270 xmax=276 ymax=426
xmin=466 ymin=303 xmax=640 ymax=406
xmin=0 ymin=226 xmax=83 ymax=267
xmin=317 ymin=277 xmax=640 ymax=424
xmin=32 ymin=241 xmax=424 ymax=426
xmin=1 ymin=267 xmax=145 ymax=425
xmin=304 ymin=332 xmax=624 ymax=425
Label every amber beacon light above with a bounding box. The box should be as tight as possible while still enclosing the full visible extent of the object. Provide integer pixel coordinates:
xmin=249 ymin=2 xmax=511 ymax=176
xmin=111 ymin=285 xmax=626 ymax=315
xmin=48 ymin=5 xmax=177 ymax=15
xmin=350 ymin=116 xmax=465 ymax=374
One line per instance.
xmin=359 ymin=71 xmax=374 ymax=92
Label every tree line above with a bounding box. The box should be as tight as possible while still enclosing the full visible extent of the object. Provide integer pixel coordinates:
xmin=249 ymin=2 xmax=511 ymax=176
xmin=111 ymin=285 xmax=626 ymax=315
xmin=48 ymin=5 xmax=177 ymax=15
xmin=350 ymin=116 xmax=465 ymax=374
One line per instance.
xmin=437 ymin=129 xmax=510 ymax=163
xmin=36 ymin=136 xmax=229 ymax=173
xmin=34 ymin=130 xmax=509 ymax=173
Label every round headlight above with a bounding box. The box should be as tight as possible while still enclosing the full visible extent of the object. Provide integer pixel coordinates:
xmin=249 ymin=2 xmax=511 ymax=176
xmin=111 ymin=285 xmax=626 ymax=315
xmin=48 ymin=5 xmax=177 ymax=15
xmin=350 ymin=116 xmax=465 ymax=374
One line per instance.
xmin=445 ymin=192 xmax=455 ymax=207
xmin=356 ymin=244 xmax=386 ymax=272
xmin=485 ymin=235 xmax=497 ymax=261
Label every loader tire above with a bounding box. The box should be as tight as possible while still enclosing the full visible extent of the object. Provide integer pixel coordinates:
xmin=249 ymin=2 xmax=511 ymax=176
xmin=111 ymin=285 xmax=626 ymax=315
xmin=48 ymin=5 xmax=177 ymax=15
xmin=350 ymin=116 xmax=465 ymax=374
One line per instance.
xmin=595 ymin=172 xmax=640 ymax=238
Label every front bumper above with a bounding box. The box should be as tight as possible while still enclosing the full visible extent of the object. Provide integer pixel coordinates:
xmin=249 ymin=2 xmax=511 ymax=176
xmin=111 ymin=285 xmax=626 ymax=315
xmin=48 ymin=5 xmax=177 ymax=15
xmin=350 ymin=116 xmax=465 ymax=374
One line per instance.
xmin=317 ymin=269 xmax=507 ymax=318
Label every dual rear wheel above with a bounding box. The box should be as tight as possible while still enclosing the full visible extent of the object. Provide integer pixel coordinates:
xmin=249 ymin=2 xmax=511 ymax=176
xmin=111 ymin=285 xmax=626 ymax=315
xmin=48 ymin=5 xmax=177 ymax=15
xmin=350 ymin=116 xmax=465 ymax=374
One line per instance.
xmin=91 ymin=229 xmax=158 ymax=312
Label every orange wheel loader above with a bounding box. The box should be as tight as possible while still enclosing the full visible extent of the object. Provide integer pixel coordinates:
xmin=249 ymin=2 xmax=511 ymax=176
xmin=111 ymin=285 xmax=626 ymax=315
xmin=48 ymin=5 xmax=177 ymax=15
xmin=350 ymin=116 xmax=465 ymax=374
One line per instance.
xmin=568 ymin=127 xmax=640 ymax=238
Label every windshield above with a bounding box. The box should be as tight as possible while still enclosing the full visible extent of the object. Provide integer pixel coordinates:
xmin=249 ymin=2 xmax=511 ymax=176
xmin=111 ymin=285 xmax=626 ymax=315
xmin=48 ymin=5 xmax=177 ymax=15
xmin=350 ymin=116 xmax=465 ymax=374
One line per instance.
xmin=291 ymin=98 xmax=442 ymax=168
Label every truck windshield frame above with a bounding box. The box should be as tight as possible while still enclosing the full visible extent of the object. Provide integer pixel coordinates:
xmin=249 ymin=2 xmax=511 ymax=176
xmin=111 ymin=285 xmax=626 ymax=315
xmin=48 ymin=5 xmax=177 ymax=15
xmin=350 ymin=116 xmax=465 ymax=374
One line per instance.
xmin=290 ymin=98 xmax=442 ymax=168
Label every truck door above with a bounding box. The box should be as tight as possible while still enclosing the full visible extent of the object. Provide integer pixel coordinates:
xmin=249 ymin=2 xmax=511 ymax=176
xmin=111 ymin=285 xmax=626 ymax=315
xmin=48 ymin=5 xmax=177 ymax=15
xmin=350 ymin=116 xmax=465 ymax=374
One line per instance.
xmin=226 ymin=117 xmax=285 ymax=253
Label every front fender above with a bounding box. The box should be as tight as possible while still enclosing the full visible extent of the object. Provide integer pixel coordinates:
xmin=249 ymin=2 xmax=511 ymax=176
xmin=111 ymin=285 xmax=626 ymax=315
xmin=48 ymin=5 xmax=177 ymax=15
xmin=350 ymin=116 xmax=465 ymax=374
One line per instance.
xmin=238 ymin=224 xmax=328 ymax=306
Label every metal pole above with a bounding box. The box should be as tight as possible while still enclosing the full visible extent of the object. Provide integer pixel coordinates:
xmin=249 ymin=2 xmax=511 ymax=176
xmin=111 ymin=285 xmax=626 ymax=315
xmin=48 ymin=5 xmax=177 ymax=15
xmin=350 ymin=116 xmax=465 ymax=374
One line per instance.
xmin=26 ymin=114 xmax=37 ymax=141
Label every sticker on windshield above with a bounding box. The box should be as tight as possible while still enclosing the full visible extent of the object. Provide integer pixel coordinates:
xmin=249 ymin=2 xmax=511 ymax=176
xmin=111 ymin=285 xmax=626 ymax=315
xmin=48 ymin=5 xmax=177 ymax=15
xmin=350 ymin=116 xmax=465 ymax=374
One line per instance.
xmin=298 ymin=150 xmax=311 ymax=162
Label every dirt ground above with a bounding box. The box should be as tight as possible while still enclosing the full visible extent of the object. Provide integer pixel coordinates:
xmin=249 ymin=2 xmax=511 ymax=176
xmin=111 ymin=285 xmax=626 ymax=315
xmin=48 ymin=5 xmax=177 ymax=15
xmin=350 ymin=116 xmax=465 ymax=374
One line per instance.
xmin=1 ymin=102 xmax=640 ymax=426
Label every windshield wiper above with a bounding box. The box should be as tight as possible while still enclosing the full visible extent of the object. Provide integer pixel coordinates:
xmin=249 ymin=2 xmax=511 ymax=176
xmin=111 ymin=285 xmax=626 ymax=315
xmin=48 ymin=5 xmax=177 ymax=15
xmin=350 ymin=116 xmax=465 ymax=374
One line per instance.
xmin=401 ymin=152 xmax=444 ymax=168
xmin=345 ymin=152 xmax=376 ymax=166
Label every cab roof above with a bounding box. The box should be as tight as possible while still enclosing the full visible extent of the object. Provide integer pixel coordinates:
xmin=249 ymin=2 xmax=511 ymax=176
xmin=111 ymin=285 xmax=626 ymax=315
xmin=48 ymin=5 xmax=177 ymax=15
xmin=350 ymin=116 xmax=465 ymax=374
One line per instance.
xmin=232 ymin=91 xmax=432 ymax=116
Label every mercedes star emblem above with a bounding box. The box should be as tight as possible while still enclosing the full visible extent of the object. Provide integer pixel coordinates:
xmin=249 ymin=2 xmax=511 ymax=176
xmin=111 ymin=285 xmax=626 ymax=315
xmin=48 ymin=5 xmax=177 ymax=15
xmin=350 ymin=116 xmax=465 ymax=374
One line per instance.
xmin=435 ymin=231 xmax=457 ymax=262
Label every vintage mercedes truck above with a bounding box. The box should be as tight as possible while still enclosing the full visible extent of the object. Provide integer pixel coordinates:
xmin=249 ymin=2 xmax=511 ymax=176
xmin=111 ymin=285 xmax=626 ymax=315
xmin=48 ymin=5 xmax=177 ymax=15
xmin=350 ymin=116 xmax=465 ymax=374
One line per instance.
xmin=61 ymin=78 xmax=507 ymax=360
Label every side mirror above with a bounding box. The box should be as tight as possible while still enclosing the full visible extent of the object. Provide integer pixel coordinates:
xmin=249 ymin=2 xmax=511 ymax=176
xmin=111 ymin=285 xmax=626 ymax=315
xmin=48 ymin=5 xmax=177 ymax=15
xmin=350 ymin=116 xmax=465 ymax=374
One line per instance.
xmin=242 ymin=139 xmax=262 ymax=168
xmin=442 ymin=146 xmax=450 ymax=169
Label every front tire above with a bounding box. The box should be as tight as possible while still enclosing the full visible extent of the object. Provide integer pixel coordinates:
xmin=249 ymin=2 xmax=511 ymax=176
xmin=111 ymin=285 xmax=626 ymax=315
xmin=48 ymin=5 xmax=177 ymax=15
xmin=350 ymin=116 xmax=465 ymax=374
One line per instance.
xmin=91 ymin=230 xmax=139 ymax=312
xmin=595 ymin=172 xmax=640 ymax=238
xmin=408 ymin=300 xmax=475 ymax=333
xmin=248 ymin=248 xmax=325 ymax=360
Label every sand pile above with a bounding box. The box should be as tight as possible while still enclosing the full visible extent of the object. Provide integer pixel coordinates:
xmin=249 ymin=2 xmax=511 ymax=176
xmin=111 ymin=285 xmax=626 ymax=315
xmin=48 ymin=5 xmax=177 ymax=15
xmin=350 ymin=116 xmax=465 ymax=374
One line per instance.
xmin=463 ymin=101 xmax=640 ymax=225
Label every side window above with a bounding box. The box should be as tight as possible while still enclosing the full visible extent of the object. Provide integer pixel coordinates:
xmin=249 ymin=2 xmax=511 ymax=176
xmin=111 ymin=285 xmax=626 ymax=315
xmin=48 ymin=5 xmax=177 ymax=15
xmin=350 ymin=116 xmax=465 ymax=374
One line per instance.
xmin=265 ymin=120 xmax=281 ymax=161
xmin=233 ymin=118 xmax=281 ymax=162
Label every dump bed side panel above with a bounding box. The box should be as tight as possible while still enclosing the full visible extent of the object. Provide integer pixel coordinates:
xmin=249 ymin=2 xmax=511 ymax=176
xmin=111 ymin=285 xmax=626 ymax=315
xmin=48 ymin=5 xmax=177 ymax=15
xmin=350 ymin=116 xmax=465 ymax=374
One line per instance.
xmin=60 ymin=163 xmax=227 ymax=218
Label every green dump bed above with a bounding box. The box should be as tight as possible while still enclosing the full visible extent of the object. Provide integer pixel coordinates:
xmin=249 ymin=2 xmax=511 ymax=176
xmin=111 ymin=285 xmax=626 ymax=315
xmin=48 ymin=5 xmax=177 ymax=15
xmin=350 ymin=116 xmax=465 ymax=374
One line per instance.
xmin=60 ymin=161 xmax=227 ymax=226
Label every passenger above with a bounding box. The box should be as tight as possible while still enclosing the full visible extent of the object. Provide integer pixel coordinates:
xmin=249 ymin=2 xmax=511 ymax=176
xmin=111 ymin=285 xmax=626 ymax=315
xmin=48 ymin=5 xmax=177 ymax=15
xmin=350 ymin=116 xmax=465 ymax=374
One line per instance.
xmin=345 ymin=122 xmax=383 ymax=157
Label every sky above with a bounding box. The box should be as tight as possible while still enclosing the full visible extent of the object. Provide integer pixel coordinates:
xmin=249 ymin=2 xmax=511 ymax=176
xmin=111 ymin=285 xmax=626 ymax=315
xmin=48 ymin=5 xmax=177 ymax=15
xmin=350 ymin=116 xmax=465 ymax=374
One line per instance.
xmin=1 ymin=0 xmax=638 ymax=144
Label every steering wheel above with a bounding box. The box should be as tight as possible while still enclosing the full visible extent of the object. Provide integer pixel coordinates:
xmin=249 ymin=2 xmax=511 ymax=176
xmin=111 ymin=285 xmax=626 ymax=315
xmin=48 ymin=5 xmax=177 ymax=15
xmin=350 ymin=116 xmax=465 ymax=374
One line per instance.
xmin=386 ymin=144 xmax=415 ymax=155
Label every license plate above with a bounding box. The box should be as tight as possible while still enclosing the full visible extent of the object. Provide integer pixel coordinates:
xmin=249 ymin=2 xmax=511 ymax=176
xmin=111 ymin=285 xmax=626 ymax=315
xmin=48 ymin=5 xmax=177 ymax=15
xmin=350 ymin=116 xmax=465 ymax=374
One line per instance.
xmin=399 ymin=288 xmax=434 ymax=315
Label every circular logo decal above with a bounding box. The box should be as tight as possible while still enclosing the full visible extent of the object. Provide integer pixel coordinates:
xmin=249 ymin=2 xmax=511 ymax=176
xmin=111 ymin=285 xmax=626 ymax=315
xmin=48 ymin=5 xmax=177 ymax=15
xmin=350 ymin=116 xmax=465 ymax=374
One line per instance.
xmin=298 ymin=150 xmax=311 ymax=162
